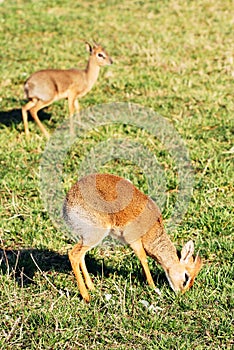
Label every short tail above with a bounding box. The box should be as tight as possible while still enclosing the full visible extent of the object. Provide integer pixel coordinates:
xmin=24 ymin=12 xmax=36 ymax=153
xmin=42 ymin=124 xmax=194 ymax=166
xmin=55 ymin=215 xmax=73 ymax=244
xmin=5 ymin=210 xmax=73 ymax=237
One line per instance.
xmin=24 ymin=80 xmax=30 ymax=99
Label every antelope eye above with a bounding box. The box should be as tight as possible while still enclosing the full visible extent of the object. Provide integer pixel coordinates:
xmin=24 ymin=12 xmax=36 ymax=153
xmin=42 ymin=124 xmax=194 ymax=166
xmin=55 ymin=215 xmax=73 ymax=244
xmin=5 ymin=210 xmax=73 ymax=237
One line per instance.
xmin=97 ymin=53 xmax=105 ymax=59
xmin=183 ymin=273 xmax=190 ymax=287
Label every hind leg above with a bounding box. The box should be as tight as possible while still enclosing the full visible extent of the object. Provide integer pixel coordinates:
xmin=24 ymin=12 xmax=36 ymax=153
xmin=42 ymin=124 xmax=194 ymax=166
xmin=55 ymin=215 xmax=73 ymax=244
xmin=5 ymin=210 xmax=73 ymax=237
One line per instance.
xmin=80 ymin=254 xmax=95 ymax=290
xmin=68 ymin=228 xmax=109 ymax=301
xmin=22 ymin=100 xmax=37 ymax=137
xmin=69 ymin=243 xmax=93 ymax=302
xmin=29 ymin=99 xmax=52 ymax=139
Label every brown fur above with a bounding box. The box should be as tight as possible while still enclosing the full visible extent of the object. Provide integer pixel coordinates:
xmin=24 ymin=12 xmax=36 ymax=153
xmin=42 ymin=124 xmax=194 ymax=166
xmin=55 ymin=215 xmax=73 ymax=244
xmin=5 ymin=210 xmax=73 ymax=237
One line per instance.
xmin=63 ymin=173 xmax=202 ymax=302
xmin=22 ymin=43 xmax=113 ymax=138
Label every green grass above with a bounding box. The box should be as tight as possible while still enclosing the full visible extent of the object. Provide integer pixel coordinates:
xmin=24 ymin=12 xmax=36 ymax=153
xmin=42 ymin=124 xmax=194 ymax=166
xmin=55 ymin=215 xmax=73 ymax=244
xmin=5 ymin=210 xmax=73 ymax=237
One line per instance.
xmin=0 ymin=0 xmax=233 ymax=348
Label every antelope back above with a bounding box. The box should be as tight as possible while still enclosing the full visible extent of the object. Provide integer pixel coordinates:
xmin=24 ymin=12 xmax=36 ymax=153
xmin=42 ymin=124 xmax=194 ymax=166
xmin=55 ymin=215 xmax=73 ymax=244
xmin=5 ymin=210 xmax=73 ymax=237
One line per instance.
xmin=64 ymin=173 xmax=162 ymax=243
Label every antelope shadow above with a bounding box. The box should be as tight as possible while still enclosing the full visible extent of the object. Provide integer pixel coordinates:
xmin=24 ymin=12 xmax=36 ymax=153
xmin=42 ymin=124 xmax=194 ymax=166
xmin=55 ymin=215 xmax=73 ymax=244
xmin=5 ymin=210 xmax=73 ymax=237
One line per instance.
xmin=0 ymin=102 xmax=51 ymax=129
xmin=0 ymin=247 xmax=165 ymax=290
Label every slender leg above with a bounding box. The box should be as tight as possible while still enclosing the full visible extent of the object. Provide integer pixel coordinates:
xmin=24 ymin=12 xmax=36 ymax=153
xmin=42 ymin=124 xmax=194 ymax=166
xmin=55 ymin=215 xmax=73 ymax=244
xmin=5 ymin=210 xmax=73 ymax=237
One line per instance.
xmin=130 ymin=238 xmax=156 ymax=288
xmin=68 ymin=96 xmax=80 ymax=136
xmin=68 ymin=243 xmax=92 ymax=302
xmin=29 ymin=100 xmax=52 ymax=138
xmin=68 ymin=94 xmax=80 ymax=117
xmin=69 ymin=115 xmax=75 ymax=138
xmin=74 ymin=99 xmax=80 ymax=115
xmin=22 ymin=100 xmax=37 ymax=137
xmin=74 ymin=99 xmax=81 ymax=124
xmin=74 ymin=99 xmax=81 ymax=130
xmin=80 ymin=255 xmax=95 ymax=290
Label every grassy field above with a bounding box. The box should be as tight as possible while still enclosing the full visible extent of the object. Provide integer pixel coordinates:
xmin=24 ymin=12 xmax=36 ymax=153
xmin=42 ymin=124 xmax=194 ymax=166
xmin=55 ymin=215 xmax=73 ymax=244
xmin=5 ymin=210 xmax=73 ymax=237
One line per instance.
xmin=0 ymin=0 xmax=233 ymax=349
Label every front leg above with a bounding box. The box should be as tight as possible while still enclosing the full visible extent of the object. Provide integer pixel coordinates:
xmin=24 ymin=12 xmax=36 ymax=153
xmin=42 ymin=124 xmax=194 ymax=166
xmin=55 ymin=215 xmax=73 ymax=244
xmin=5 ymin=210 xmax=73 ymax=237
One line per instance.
xmin=68 ymin=95 xmax=80 ymax=136
xmin=68 ymin=94 xmax=80 ymax=117
xmin=130 ymin=238 xmax=156 ymax=288
xmin=74 ymin=99 xmax=80 ymax=115
xmin=130 ymin=238 xmax=161 ymax=295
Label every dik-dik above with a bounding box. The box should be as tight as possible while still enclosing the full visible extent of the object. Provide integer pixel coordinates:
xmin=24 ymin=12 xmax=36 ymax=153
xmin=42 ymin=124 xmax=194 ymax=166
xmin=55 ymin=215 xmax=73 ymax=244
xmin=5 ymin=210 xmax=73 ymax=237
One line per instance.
xmin=63 ymin=173 xmax=202 ymax=302
xmin=22 ymin=42 xmax=113 ymax=138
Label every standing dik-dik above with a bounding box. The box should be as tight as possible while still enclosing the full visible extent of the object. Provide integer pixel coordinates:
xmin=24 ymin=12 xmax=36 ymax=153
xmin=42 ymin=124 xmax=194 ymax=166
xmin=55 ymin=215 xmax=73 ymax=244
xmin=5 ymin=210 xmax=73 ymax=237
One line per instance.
xmin=63 ymin=173 xmax=202 ymax=302
xmin=22 ymin=42 xmax=113 ymax=138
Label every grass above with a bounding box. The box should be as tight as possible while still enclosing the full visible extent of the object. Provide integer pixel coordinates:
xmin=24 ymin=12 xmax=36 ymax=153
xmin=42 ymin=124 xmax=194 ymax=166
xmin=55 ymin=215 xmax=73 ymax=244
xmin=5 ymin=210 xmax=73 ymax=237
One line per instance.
xmin=0 ymin=0 xmax=233 ymax=348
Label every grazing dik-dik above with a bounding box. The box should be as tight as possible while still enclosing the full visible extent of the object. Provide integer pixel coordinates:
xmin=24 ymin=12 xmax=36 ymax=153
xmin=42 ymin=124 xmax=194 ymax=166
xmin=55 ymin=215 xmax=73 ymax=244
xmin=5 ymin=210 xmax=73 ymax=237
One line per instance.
xmin=63 ymin=173 xmax=202 ymax=302
xmin=22 ymin=42 xmax=113 ymax=138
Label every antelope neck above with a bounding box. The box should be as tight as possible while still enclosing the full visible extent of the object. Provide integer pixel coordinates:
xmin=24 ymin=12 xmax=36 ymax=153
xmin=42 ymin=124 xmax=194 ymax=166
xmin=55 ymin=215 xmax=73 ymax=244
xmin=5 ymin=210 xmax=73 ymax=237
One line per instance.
xmin=85 ymin=57 xmax=100 ymax=88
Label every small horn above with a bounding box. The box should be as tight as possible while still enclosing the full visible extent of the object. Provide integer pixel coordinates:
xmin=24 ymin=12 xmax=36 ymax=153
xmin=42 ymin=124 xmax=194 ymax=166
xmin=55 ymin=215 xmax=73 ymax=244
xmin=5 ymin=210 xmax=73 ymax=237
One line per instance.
xmin=92 ymin=39 xmax=100 ymax=47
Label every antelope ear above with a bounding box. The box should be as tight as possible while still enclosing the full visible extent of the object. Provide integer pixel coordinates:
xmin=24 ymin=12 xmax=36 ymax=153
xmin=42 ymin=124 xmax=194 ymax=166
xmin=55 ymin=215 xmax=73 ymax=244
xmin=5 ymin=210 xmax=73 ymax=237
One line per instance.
xmin=180 ymin=240 xmax=194 ymax=263
xmin=85 ymin=42 xmax=93 ymax=54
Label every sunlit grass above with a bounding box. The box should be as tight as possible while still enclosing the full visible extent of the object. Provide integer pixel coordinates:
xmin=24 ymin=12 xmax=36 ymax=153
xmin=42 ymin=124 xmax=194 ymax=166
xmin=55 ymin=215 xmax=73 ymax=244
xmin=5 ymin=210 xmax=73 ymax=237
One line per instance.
xmin=0 ymin=0 xmax=233 ymax=348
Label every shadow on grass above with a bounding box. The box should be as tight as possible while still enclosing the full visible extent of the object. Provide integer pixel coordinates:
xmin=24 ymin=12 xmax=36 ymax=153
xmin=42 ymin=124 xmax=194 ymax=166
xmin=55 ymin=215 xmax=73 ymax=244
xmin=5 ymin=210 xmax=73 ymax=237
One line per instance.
xmin=0 ymin=105 xmax=51 ymax=128
xmin=0 ymin=247 xmax=166 ymax=294
xmin=0 ymin=248 xmax=70 ymax=285
xmin=1 ymin=247 xmax=154 ymax=285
